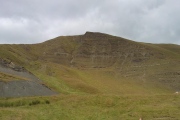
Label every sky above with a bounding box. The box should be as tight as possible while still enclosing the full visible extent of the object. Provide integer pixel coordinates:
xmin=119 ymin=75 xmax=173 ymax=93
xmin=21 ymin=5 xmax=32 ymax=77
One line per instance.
xmin=0 ymin=0 xmax=180 ymax=44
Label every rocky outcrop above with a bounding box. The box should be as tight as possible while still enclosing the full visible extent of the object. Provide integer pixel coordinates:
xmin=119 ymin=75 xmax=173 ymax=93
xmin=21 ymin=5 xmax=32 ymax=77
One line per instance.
xmin=0 ymin=58 xmax=25 ymax=72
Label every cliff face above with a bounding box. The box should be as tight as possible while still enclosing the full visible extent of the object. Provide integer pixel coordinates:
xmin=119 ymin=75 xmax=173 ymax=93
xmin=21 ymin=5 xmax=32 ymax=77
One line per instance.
xmin=72 ymin=32 xmax=155 ymax=68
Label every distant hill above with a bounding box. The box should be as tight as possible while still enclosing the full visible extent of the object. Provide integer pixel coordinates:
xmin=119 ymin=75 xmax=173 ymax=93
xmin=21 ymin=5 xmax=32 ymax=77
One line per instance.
xmin=0 ymin=32 xmax=180 ymax=97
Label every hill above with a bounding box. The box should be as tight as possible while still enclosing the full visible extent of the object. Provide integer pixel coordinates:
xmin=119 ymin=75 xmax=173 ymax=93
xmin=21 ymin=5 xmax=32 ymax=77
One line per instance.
xmin=0 ymin=32 xmax=180 ymax=119
xmin=0 ymin=32 xmax=180 ymax=96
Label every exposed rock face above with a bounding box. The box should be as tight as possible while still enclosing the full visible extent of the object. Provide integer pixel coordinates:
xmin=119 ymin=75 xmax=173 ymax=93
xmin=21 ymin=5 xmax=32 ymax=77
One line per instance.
xmin=0 ymin=58 xmax=25 ymax=72
xmin=73 ymin=32 xmax=150 ymax=68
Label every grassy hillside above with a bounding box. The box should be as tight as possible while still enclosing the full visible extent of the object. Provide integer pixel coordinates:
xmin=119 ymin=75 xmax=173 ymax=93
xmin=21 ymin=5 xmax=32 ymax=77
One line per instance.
xmin=0 ymin=32 xmax=179 ymax=93
xmin=0 ymin=32 xmax=180 ymax=94
xmin=0 ymin=32 xmax=180 ymax=119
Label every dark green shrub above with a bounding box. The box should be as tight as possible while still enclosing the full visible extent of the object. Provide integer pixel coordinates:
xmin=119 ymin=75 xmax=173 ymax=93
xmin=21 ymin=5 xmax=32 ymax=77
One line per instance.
xmin=29 ymin=100 xmax=40 ymax=106
xmin=45 ymin=100 xmax=50 ymax=104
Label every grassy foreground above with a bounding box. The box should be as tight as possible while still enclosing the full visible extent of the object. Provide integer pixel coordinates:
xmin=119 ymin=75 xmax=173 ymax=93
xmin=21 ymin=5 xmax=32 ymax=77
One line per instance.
xmin=0 ymin=94 xmax=180 ymax=120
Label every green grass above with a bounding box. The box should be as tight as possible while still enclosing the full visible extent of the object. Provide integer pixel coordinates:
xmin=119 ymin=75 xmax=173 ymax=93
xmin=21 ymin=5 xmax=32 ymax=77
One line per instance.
xmin=0 ymin=94 xmax=180 ymax=120
xmin=26 ymin=61 xmax=172 ymax=95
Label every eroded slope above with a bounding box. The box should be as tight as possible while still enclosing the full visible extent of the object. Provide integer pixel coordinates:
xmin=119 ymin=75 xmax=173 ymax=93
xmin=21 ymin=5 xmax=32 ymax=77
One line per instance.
xmin=0 ymin=58 xmax=56 ymax=97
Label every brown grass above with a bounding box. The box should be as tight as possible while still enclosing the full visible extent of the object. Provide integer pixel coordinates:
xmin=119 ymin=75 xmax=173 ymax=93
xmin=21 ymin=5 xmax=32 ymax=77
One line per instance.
xmin=0 ymin=72 xmax=28 ymax=82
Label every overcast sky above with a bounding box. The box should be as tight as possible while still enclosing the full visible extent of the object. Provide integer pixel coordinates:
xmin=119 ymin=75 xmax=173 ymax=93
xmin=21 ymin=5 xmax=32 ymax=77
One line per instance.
xmin=0 ymin=0 xmax=180 ymax=44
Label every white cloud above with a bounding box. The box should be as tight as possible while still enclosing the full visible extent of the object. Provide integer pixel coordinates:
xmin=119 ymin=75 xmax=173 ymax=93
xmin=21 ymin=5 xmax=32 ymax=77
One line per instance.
xmin=0 ymin=0 xmax=179 ymax=44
